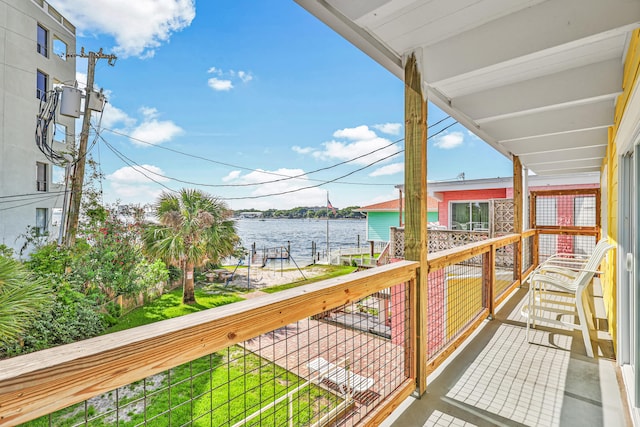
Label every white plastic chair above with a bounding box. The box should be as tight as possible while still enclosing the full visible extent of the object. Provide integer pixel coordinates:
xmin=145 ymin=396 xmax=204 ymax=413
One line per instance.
xmin=307 ymin=357 xmax=374 ymax=395
xmin=522 ymin=241 xmax=613 ymax=358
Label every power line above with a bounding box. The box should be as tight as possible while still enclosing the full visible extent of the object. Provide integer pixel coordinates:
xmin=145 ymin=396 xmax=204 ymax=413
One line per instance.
xmin=97 ymin=130 xmax=403 ymax=188
xmin=100 ymin=117 xmax=455 ymax=183
xmin=96 ymin=118 xmax=457 ymax=201
xmin=0 ymin=193 xmax=64 ymax=212
xmin=0 ymin=190 xmax=67 ymax=200
xmin=222 ymin=149 xmax=404 ymax=200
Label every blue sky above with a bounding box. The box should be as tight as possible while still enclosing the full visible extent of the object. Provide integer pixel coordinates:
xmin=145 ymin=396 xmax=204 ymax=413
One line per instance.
xmin=49 ymin=0 xmax=512 ymax=210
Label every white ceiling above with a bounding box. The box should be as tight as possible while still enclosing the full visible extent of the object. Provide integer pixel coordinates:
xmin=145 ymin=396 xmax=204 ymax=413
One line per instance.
xmin=295 ymin=0 xmax=640 ymax=175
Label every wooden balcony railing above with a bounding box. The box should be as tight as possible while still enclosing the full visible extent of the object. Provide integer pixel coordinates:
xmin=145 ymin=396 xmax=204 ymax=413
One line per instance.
xmin=0 ymin=261 xmax=418 ymax=426
xmin=0 ymin=229 xmax=594 ymax=426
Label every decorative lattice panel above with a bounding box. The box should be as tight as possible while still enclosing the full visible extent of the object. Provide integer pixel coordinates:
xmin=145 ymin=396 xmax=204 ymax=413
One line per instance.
xmin=390 ymin=227 xmax=405 ymax=258
xmin=388 ymin=229 xmax=490 ymax=258
xmin=491 ymin=199 xmax=514 ymax=236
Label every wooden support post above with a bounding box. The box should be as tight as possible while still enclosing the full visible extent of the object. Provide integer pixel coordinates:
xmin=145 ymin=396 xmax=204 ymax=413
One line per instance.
xmin=513 ymin=156 xmax=523 ymax=282
xmin=483 ymin=245 xmax=496 ymax=317
xmin=398 ymin=188 xmax=404 ymax=227
xmin=404 ymin=52 xmax=428 ymax=396
xmin=513 ymin=156 xmax=523 ymax=233
xmin=533 ymin=230 xmax=539 ymax=268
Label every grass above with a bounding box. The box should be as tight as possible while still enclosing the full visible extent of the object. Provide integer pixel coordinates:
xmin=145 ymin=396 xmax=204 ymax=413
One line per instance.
xmin=36 ymin=348 xmax=339 ymax=427
xmin=25 ymin=280 xmax=347 ymax=426
xmin=262 ymin=265 xmax=357 ymax=293
xmin=104 ymin=286 xmax=244 ymax=333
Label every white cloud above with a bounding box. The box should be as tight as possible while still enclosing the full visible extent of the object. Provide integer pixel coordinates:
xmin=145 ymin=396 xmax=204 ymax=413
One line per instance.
xmin=100 ymin=102 xmax=136 ymax=129
xmin=369 ymin=162 xmax=404 ymax=177
xmin=433 ymin=131 xmax=464 ymax=149
xmin=51 ymin=0 xmax=195 ymax=58
xmin=208 ymin=78 xmax=233 ymax=91
xmin=107 ymin=164 xmax=169 ymax=184
xmin=333 ymin=125 xmax=377 ymax=141
xmin=207 ymin=66 xmax=253 ymax=91
xmin=313 ymin=137 xmax=400 ymax=165
xmin=98 ymin=102 xmax=183 ymax=145
xmin=140 ymin=107 xmax=159 ymax=119
xmin=292 ymin=146 xmax=314 ymax=154
xmin=373 ymin=123 xmax=402 ymax=135
xmin=222 ymin=170 xmax=241 ymax=182
xmin=238 ymin=71 xmax=253 ymax=83
xmin=224 ymin=169 xmax=327 ymax=210
xmin=105 ymin=165 xmax=169 ymax=203
xmin=130 ymin=119 xmax=183 ymax=145
xmin=293 ymin=124 xmax=401 ymax=168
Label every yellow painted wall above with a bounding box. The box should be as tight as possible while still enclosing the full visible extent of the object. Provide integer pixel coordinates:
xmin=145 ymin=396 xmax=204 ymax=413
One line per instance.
xmin=603 ymin=29 xmax=640 ymax=353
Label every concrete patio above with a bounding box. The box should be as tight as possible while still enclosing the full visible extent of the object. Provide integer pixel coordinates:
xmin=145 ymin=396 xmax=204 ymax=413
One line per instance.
xmin=383 ymin=286 xmax=629 ymax=427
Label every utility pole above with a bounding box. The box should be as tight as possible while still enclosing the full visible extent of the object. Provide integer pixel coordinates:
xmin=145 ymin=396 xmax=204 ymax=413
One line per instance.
xmin=65 ymin=48 xmax=116 ymax=246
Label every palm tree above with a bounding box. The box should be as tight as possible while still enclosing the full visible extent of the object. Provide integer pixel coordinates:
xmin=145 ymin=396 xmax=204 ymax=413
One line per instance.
xmin=144 ymin=189 xmax=239 ymax=304
xmin=0 ymin=256 xmax=52 ymax=345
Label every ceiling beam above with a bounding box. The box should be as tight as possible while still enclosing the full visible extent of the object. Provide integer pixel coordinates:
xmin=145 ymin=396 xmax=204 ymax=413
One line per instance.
xmin=420 ymin=0 xmax=640 ymax=82
xmin=534 ymin=166 xmax=602 ymax=175
xmin=520 ymin=145 xmax=607 ymax=165
xmin=481 ymin=99 xmax=614 ymax=141
xmin=501 ymin=128 xmax=609 ymax=155
xmin=451 ymin=59 xmax=623 ymax=121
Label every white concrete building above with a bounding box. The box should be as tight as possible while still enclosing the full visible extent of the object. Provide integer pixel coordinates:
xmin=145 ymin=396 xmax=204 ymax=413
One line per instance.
xmin=0 ymin=0 xmax=76 ymax=254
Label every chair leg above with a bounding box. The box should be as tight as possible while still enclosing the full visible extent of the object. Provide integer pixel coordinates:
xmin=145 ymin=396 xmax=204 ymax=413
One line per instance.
xmin=575 ymin=293 xmax=594 ymax=358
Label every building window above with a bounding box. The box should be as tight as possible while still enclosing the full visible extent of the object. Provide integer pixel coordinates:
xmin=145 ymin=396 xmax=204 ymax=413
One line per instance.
xmin=37 ymin=70 xmax=48 ymax=100
xmin=451 ymin=201 xmax=489 ymax=231
xmin=35 ymin=208 xmax=48 ymax=236
xmin=53 ymin=37 xmax=67 ymax=59
xmin=36 ymin=162 xmax=48 ymax=191
xmin=37 ymin=24 xmax=48 ymax=57
xmin=54 ymin=123 xmax=67 ymax=143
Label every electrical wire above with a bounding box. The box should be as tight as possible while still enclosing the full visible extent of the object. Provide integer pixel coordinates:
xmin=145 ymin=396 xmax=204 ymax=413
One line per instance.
xmin=100 ymin=116 xmax=455 ymax=183
xmin=35 ymin=89 xmax=68 ymax=164
xmin=221 ymin=149 xmax=404 ymax=200
xmin=97 ymin=131 xmax=402 ymax=188
xmin=0 ymin=193 xmax=65 ymax=211
xmin=96 ymin=119 xmax=458 ymax=189
xmin=94 ymin=118 xmax=458 ymax=201
xmin=0 ymin=190 xmax=67 ymax=200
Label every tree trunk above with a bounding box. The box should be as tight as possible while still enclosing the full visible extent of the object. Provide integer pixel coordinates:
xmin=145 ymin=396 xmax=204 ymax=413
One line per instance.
xmin=183 ymin=261 xmax=196 ymax=304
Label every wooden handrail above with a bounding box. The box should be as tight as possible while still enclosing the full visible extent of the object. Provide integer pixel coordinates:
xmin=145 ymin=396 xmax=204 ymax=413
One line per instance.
xmin=0 ymin=261 xmax=418 ymax=425
xmin=427 ymin=233 xmax=519 ymax=272
xmin=536 ymin=228 xmax=599 ymax=236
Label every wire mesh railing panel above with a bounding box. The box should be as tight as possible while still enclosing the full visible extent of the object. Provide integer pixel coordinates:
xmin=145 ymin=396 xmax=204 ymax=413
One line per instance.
xmin=494 ymin=242 xmax=517 ymax=299
xmin=522 ymin=234 xmax=534 ymax=274
xmin=538 ymin=234 xmax=597 ymax=264
xmin=534 ymin=194 xmax=597 ymax=227
xmin=427 ymin=260 xmax=486 ymax=361
xmin=28 ymin=284 xmax=413 ymax=427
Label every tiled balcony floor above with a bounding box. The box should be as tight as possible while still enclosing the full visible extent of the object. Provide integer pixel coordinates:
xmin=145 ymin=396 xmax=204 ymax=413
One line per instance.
xmin=384 ymin=286 xmax=629 ymax=427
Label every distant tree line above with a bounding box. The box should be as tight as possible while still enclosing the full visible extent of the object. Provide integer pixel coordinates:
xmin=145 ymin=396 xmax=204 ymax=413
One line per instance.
xmin=236 ymin=206 xmax=365 ymax=219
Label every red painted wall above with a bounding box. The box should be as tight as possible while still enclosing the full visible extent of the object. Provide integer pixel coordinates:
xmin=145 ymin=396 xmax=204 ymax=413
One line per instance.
xmin=438 ymin=188 xmax=507 ymax=228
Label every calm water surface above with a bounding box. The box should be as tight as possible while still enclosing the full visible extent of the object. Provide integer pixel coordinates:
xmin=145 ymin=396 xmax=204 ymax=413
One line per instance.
xmin=233 ymin=218 xmax=367 ymax=263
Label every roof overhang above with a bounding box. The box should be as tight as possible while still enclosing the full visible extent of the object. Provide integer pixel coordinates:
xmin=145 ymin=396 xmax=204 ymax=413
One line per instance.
xmin=295 ymin=0 xmax=640 ymax=176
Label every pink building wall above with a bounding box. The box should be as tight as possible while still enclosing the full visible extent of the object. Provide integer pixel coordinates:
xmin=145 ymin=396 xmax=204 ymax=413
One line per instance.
xmin=438 ymin=188 xmax=506 ymax=228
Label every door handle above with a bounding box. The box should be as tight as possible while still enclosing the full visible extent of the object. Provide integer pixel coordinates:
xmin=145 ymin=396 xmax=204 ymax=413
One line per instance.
xmin=626 ymin=252 xmax=633 ymax=272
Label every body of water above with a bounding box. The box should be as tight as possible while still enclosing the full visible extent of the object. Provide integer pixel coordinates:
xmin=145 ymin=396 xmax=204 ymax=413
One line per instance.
xmin=231 ymin=218 xmax=368 ymax=265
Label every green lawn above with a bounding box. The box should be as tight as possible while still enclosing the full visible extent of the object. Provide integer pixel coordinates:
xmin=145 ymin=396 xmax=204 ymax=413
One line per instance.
xmin=25 ymin=282 xmax=344 ymax=426
xmin=32 ymin=347 xmax=339 ymax=426
xmin=104 ymin=287 xmax=244 ymax=333
xmin=262 ymin=265 xmax=357 ymax=293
